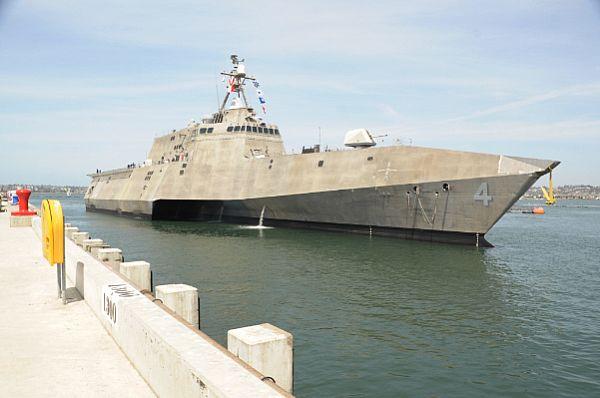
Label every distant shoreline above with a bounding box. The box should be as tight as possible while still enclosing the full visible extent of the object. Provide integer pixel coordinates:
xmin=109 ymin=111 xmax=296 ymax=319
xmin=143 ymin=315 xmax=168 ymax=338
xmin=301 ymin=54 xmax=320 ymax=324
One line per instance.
xmin=521 ymin=197 xmax=600 ymax=201
xmin=0 ymin=185 xmax=87 ymax=195
xmin=525 ymin=185 xmax=600 ymax=201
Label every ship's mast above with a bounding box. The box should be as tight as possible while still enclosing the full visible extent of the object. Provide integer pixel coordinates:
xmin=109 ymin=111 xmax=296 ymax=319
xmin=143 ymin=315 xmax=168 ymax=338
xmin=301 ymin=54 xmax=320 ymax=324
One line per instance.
xmin=219 ymin=55 xmax=256 ymax=112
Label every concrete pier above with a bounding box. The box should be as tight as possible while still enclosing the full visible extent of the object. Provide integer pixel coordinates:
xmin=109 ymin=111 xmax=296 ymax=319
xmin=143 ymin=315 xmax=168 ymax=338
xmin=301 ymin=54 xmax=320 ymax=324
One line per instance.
xmin=155 ymin=284 xmax=199 ymax=327
xmin=1 ymin=210 xmax=292 ymax=397
xmin=9 ymin=214 xmax=33 ymax=227
xmin=228 ymin=323 xmax=294 ymax=393
xmin=97 ymin=247 xmax=122 ymax=271
xmin=64 ymin=226 xmax=79 ymax=239
xmin=120 ymin=260 xmax=151 ymax=292
xmin=72 ymin=231 xmax=90 ymax=246
xmin=90 ymin=243 xmax=110 ymax=257
xmin=0 ymin=212 xmax=154 ymax=396
xmin=82 ymin=238 xmax=104 ymax=252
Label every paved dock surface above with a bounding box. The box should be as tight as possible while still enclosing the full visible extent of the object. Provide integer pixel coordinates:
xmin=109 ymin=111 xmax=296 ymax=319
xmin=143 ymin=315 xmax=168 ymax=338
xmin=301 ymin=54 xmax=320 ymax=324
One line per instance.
xmin=0 ymin=212 xmax=155 ymax=397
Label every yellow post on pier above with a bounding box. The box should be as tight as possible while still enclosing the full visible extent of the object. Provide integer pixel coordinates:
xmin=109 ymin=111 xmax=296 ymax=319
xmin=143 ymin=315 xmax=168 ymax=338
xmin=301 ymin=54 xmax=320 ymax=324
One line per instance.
xmin=41 ymin=199 xmax=67 ymax=304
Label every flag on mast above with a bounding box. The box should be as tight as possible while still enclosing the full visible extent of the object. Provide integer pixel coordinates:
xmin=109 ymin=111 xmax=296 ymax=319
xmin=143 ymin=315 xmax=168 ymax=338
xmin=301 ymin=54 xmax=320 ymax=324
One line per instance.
xmin=227 ymin=78 xmax=236 ymax=93
xmin=253 ymin=81 xmax=267 ymax=114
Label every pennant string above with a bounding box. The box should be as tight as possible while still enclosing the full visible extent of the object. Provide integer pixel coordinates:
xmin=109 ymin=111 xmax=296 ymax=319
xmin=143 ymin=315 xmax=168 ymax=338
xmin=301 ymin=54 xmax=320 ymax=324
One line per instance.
xmin=253 ymin=80 xmax=267 ymax=114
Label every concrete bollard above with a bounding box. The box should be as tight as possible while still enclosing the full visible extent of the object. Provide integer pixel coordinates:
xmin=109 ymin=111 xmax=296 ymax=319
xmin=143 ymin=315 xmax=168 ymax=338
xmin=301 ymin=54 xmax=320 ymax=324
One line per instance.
xmin=120 ymin=261 xmax=151 ymax=292
xmin=90 ymin=244 xmax=110 ymax=257
xmin=82 ymin=238 xmax=104 ymax=252
xmin=227 ymin=323 xmax=293 ymax=393
xmin=76 ymin=261 xmax=85 ymax=297
xmin=10 ymin=215 xmax=33 ymax=227
xmin=155 ymin=284 xmax=199 ymax=327
xmin=97 ymin=248 xmax=123 ymax=271
xmin=72 ymin=231 xmax=90 ymax=247
xmin=64 ymin=226 xmax=79 ymax=239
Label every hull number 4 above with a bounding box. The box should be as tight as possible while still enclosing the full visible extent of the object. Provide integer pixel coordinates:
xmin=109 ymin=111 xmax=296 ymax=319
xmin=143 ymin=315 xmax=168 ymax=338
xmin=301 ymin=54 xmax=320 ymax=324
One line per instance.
xmin=474 ymin=182 xmax=492 ymax=206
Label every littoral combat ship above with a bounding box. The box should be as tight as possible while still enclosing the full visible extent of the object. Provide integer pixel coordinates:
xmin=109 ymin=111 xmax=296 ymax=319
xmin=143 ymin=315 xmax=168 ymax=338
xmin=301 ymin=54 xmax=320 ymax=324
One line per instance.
xmin=85 ymin=55 xmax=559 ymax=246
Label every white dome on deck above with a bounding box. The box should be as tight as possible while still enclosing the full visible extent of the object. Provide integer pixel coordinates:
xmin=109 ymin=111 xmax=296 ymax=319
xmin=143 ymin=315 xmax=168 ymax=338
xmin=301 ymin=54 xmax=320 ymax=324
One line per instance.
xmin=344 ymin=128 xmax=376 ymax=148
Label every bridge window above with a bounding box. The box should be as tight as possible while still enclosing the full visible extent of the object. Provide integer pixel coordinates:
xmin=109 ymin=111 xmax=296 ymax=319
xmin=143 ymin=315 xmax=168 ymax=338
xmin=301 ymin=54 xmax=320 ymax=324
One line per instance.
xmin=241 ymin=125 xmax=246 ymax=131
xmin=252 ymin=126 xmax=258 ymax=133
xmin=268 ymin=128 xmax=274 ymax=134
xmin=318 ymin=160 xmax=324 ymax=167
xmin=274 ymin=129 xmax=280 ymax=135
xmin=258 ymin=127 xmax=264 ymax=133
xmin=207 ymin=127 xmax=214 ymax=133
xmin=199 ymin=128 xmax=207 ymax=134
xmin=227 ymin=126 xmax=233 ymax=132
xmin=246 ymin=125 xmax=252 ymax=132
xmin=234 ymin=125 xmax=241 ymax=132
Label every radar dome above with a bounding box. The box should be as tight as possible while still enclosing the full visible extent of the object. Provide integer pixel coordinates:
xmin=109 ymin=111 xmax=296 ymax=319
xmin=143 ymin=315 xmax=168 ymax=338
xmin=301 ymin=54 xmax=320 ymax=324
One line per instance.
xmin=344 ymin=128 xmax=376 ymax=148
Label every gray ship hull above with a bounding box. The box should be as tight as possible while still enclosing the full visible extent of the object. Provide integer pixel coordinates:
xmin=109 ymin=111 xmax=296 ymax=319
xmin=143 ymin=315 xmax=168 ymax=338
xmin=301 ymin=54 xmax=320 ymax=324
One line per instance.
xmin=86 ymin=168 xmax=549 ymax=246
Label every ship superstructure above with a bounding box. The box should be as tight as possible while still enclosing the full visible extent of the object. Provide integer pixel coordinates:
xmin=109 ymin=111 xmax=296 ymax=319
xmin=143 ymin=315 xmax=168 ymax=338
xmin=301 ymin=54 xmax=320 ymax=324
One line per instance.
xmin=85 ymin=56 xmax=559 ymax=246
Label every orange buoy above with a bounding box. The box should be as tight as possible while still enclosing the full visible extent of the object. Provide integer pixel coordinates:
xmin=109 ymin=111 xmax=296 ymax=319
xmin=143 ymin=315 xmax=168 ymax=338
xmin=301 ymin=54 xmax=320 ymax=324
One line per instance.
xmin=532 ymin=207 xmax=545 ymax=215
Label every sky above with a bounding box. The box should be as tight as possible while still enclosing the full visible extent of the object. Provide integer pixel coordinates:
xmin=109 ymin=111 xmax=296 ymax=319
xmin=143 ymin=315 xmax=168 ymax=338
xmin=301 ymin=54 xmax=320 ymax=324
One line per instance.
xmin=1 ymin=0 xmax=599 ymax=186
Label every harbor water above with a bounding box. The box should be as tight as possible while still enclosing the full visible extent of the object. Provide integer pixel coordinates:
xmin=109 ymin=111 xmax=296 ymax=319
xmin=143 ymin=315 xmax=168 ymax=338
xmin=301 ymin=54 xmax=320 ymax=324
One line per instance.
xmin=32 ymin=194 xmax=600 ymax=397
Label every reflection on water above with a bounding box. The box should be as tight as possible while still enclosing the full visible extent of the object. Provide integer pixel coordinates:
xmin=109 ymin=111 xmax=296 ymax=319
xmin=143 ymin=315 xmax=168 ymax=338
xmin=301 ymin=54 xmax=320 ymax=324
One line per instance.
xmin=31 ymin=194 xmax=600 ymax=397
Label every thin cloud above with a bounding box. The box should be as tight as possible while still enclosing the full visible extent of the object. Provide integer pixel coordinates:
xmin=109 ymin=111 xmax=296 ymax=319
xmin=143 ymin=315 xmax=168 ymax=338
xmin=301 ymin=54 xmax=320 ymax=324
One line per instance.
xmin=24 ymin=1 xmax=459 ymax=57
xmin=373 ymin=118 xmax=600 ymax=142
xmin=370 ymin=82 xmax=600 ymax=140
xmin=377 ymin=103 xmax=403 ymax=119
xmin=0 ymin=76 xmax=213 ymax=101
xmin=445 ymin=83 xmax=600 ymax=122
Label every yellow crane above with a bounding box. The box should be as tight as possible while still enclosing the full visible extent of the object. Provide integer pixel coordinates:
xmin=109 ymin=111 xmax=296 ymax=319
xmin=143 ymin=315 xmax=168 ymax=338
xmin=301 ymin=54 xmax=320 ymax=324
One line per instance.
xmin=541 ymin=170 xmax=556 ymax=205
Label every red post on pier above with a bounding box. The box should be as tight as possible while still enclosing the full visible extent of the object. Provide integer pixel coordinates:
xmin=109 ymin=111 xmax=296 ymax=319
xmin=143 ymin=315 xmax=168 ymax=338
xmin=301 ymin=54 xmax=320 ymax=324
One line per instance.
xmin=11 ymin=189 xmax=37 ymax=216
